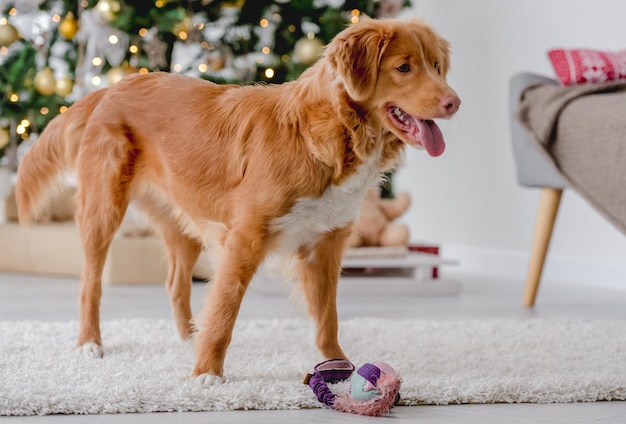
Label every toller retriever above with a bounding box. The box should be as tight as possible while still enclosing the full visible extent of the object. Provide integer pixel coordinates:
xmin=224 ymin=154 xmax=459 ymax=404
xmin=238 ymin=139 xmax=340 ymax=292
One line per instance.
xmin=16 ymin=18 xmax=460 ymax=384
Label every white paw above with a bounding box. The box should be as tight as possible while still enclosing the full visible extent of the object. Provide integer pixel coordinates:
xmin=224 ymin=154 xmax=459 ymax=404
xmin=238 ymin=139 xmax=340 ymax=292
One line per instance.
xmin=194 ymin=373 xmax=224 ymax=386
xmin=77 ymin=342 xmax=104 ymax=358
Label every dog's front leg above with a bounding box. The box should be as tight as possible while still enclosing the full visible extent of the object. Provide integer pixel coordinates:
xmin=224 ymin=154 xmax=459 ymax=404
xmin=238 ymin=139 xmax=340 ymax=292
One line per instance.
xmin=297 ymin=226 xmax=351 ymax=361
xmin=192 ymin=226 xmax=268 ymax=384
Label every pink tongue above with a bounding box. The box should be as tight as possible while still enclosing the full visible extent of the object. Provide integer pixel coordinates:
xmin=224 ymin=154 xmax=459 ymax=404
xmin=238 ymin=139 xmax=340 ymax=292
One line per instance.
xmin=413 ymin=119 xmax=446 ymax=157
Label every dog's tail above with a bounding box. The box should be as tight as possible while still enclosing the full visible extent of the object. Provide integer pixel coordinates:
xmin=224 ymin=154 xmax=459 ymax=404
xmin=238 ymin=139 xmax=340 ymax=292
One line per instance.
xmin=15 ymin=89 xmax=107 ymax=224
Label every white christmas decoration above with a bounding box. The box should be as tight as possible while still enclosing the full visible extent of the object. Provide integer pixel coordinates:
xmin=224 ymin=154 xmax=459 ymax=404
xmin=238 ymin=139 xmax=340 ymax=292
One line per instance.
xmin=0 ymin=0 xmax=45 ymax=13
xmin=314 ymin=0 xmax=346 ymax=9
xmin=76 ymin=8 xmax=129 ymax=92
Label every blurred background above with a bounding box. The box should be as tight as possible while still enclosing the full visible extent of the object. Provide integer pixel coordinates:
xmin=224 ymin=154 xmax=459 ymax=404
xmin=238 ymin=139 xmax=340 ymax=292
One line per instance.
xmin=394 ymin=0 xmax=626 ymax=289
xmin=1 ymin=0 xmax=625 ymax=289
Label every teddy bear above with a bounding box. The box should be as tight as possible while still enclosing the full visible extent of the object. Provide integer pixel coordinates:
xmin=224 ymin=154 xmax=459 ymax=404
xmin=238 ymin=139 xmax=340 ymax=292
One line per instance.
xmin=347 ymin=188 xmax=411 ymax=248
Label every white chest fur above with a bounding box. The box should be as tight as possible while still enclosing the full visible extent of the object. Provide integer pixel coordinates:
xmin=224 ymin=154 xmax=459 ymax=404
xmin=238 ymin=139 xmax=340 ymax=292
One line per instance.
xmin=272 ymin=153 xmax=382 ymax=254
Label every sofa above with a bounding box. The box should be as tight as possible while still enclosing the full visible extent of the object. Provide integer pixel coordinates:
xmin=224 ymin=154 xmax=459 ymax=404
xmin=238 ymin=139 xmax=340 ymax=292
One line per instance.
xmin=510 ymin=71 xmax=626 ymax=307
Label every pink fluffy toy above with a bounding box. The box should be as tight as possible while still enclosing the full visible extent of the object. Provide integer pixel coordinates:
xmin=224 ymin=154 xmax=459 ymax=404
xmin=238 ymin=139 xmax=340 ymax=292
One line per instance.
xmin=304 ymin=358 xmax=402 ymax=416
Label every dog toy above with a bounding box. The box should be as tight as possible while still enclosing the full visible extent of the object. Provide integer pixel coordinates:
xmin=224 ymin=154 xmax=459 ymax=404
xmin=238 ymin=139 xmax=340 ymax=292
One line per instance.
xmin=304 ymin=359 xmax=401 ymax=416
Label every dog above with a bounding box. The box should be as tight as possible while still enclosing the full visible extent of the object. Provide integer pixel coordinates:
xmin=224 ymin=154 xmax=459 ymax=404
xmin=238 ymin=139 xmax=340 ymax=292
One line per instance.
xmin=15 ymin=18 xmax=459 ymax=384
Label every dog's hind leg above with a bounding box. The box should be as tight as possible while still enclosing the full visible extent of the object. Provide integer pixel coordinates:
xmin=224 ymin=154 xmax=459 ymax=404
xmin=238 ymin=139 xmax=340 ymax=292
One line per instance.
xmin=192 ymin=222 xmax=270 ymax=383
xmin=159 ymin=221 xmax=202 ymax=340
xmin=74 ymin=132 xmax=137 ymax=356
xmin=134 ymin=196 xmax=202 ymax=340
xmin=296 ymin=226 xmax=351 ymax=361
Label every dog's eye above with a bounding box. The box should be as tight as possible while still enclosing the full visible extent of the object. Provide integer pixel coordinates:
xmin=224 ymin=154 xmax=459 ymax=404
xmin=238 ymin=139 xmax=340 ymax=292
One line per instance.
xmin=396 ymin=64 xmax=411 ymax=73
xmin=434 ymin=61 xmax=439 ymax=70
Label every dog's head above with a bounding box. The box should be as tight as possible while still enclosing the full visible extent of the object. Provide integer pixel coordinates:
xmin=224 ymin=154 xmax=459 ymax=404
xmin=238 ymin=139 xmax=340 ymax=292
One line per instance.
xmin=325 ymin=18 xmax=460 ymax=157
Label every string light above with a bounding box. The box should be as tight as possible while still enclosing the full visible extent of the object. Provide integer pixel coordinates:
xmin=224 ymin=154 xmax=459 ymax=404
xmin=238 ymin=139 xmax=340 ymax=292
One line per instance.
xmin=1 ymin=0 xmax=385 ymax=132
xmin=351 ymin=9 xmax=360 ymax=23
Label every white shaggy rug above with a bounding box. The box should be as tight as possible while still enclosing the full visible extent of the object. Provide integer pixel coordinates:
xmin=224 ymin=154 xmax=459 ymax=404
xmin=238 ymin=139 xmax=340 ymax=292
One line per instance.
xmin=1 ymin=317 xmax=626 ymax=415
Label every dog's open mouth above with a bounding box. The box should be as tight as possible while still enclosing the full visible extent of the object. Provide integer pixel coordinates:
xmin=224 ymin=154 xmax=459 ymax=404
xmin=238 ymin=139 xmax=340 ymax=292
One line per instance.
xmin=387 ymin=105 xmax=445 ymax=157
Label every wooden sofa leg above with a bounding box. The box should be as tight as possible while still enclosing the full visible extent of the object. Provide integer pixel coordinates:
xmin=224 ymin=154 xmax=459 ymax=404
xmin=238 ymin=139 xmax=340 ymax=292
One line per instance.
xmin=522 ymin=187 xmax=563 ymax=307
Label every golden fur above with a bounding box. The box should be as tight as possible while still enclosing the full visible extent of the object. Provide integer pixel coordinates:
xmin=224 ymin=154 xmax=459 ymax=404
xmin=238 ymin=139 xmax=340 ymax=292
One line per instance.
xmin=15 ymin=18 xmax=459 ymax=382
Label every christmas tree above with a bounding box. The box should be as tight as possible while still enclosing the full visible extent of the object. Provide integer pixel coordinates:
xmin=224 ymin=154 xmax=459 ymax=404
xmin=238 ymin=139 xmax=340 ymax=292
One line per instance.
xmin=0 ymin=0 xmax=411 ymax=171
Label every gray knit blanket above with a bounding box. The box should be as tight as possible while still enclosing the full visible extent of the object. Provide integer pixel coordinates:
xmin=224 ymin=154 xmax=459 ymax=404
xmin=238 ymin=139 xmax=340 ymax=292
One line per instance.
xmin=517 ymin=81 xmax=626 ymax=235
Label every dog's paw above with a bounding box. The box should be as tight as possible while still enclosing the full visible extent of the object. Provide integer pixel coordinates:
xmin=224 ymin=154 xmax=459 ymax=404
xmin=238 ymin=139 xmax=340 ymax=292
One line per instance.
xmin=194 ymin=373 xmax=224 ymax=386
xmin=76 ymin=342 xmax=104 ymax=358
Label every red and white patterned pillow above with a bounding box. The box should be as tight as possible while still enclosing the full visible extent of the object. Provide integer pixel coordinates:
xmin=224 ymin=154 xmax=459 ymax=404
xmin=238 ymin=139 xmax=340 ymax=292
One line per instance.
xmin=548 ymin=48 xmax=626 ymax=86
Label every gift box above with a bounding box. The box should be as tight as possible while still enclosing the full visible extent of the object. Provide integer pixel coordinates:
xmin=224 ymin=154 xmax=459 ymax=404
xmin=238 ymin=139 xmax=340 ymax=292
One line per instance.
xmin=408 ymin=243 xmax=440 ymax=279
xmin=0 ymin=221 xmax=168 ymax=285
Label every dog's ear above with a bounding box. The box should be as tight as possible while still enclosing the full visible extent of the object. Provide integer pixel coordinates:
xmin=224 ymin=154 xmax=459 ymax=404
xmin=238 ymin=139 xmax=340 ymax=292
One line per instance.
xmin=325 ymin=19 xmax=391 ymax=102
xmin=437 ymin=36 xmax=451 ymax=78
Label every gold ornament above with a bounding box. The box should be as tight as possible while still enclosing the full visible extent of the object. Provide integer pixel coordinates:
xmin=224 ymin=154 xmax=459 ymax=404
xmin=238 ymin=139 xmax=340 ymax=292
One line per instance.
xmin=0 ymin=128 xmax=9 ymax=149
xmin=58 ymin=12 xmax=79 ymax=41
xmin=107 ymin=66 xmax=128 ymax=86
xmin=96 ymin=0 xmax=122 ymax=23
xmin=0 ymin=21 xmax=19 ymax=47
xmin=34 ymin=68 xmax=57 ymax=96
xmin=55 ymin=76 xmax=74 ymax=97
xmin=294 ymin=35 xmax=324 ymax=65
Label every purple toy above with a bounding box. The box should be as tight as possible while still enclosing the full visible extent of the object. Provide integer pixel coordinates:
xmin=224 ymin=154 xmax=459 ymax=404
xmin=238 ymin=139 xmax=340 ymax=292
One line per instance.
xmin=305 ymin=358 xmax=402 ymax=417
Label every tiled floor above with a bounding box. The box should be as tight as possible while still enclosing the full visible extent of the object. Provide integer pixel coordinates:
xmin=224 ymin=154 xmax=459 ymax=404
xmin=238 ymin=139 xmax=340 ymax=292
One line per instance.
xmin=2 ymin=270 xmax=626 ymax=423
